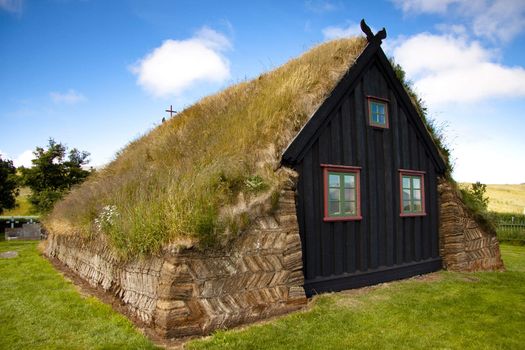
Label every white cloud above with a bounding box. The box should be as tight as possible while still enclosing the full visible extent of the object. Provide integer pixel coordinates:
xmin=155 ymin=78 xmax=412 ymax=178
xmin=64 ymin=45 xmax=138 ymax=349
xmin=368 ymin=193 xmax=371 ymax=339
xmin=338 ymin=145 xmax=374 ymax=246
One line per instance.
xmin=322 ymin=22 xmax=362 ymax=40
xmin=453 ymin=138 xmax=525 ymax=184
xmin=393 ymin=0 xmax=525 ymax=43
xmin=50 ymin=89 xmax=86 ymax=104
xmin=130 ymin=27 xmax=231 ymax=97
xmin=13 ymin=150 xmax=34 ymax=168
xmin=392 ymin=33 xmax=525 ymax=105
xmin=0 ymin=0 xmax=23 ymax=13
xmin=471 ymin=0 xmax=525 ymax=42
xmin=392 ymin=0 xmax=461 ymax=14
xmin=305 ymin=0 xmax=339 ymax=13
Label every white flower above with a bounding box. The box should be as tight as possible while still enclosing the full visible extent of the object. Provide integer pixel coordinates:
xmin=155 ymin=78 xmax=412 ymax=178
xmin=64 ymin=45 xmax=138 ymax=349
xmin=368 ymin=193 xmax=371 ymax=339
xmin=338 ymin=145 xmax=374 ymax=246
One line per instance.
xmin=94 ymin=205 xmax=119 ymax=232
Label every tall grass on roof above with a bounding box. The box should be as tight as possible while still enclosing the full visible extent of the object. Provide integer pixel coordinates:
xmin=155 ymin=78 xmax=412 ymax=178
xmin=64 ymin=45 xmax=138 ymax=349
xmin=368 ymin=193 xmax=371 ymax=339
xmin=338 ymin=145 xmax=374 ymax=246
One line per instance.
xmin=45 ymin=37 xmax=368 ymax=258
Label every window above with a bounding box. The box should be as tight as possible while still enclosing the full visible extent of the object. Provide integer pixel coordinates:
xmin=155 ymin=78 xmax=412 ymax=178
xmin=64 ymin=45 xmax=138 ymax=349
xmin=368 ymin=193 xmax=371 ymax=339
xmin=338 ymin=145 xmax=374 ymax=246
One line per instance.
xmin=399 ymin=170 xmax=426 ymax=216
xmin=367 ymin=97 xmax=389 ymax=128
xmin=322 ymin=164 xmax=362 ymax=221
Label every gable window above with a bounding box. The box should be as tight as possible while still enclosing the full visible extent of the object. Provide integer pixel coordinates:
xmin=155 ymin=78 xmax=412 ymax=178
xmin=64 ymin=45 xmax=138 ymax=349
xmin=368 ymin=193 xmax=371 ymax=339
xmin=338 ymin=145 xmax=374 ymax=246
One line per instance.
xmin=399 ymin=170 xmax=426 ymax=216
xmin=367 ymin=97 xmax=389 ymax=128
xmin=322 ymin=164 xmax=362 ymax=221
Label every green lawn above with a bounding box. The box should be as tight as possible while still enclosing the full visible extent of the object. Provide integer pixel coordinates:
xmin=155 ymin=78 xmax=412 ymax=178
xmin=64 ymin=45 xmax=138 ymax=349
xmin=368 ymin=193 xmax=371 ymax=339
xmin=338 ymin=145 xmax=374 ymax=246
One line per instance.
xmin=188 ymin=244 xmax=525 ymax=350
xmin=1 ymin=242 xmax=524 ymax=349
xmin=0 ymin=241 xmax=158 ymax=350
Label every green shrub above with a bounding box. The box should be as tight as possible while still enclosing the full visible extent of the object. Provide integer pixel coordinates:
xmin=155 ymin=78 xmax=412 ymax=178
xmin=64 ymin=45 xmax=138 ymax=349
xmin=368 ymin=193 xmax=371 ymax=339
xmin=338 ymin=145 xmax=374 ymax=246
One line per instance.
xmin=459 ymin=182 xmax=496 ymax=233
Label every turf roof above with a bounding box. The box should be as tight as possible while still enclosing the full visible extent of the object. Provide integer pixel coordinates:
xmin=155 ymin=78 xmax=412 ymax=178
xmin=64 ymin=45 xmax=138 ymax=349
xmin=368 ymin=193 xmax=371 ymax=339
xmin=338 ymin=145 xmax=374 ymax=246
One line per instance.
xmin=45 ymin=37 xmax=370 ymax=257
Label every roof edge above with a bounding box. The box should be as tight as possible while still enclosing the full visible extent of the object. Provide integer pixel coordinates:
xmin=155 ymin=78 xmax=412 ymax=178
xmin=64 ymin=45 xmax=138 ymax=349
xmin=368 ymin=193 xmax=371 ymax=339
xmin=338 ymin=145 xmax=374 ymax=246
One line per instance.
xmin=281 ymin=39 xmax=382 ymax=165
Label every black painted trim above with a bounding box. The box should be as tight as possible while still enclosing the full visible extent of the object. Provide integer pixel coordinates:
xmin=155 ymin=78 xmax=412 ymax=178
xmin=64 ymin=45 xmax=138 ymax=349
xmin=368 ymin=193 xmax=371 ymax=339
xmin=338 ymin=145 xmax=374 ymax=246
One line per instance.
xmin=304 ymin=258 xmax=442 ymax=297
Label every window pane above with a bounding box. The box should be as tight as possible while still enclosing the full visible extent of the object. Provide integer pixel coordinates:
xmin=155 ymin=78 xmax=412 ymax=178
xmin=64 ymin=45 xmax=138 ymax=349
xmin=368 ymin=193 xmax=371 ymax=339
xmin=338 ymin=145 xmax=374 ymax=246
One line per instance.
xmin=344 ymin=174 xmax=355 ymax=188
xmin=413 ymin=200 xmax=422 ymax=212
xmin=329 ymin=201 xmax=340 ymax=215
xmin=403 ymin=200 xmax=411 ymax=212
xmin=329 ymin=174 xmax=340 ymax=188
xmin=378 ymin=104 xmax=385 ymax=114
xmin=378 ymin=114 xmax=385 ymax=125
xmin=413 ymin=177 xmax=421 ymax=189
xmin=413 ymin=189 xmax=421 ymax=200
xmin=329 ymin=188 xmax=340 ymax=201
xmin=344 ymin=188 xmax=355 ymax=201
xmin=402 ymin=189 xmax=411 ymax=201
xmin=402 ymin=176 xmax=411 ymax=189
xmin=344 ymin=201 xmax=356 ymax=215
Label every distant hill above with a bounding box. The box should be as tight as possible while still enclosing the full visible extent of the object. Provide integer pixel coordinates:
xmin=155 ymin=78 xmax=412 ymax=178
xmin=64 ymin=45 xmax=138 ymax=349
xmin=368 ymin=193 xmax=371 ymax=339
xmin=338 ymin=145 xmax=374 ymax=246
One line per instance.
xmin=486 ymin=184 xmax=525 ymax=214
xmin=462 ymin=183 xmax=525 ymax=214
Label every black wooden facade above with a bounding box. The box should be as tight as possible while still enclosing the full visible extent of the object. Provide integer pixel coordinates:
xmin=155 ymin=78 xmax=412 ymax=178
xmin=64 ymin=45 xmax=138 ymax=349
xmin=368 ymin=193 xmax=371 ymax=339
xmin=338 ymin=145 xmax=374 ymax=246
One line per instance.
xmin=282 ymin=23 xmax=447 ymax=296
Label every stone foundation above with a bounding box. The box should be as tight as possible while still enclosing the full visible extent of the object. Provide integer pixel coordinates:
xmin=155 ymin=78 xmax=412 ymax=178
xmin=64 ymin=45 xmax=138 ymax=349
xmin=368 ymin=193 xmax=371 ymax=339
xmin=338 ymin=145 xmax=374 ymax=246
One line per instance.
xmin=45 ymin=185 xmax=307 ymax=338
xmin=438 ymin=180 xmax=504 ymax=271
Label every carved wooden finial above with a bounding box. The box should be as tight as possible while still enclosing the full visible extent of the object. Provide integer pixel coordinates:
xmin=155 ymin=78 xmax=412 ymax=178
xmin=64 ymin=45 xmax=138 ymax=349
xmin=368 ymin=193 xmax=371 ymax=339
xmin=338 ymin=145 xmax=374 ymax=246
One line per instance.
xmin=360 ymin=19 xmax=374 ymax=41
xmin=360 ymin=19 xmax=387 ymax=44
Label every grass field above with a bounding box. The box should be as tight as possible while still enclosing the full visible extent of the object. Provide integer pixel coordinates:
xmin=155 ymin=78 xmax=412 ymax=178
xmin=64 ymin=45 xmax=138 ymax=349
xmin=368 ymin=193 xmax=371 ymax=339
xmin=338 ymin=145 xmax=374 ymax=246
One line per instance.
xmin=460 ymin=183 xmax=525 ymax=214
xmin=1 ymin=241 xmax=524 ymax=349
xmin=0 ymin=241 xmax=157 ymax=349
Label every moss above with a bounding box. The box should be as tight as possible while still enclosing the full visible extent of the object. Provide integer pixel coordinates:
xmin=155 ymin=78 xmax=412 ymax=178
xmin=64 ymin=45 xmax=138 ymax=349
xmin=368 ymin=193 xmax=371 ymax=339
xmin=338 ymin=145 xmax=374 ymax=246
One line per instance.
xmin=244 ymin=175 xmax=269 ymax=193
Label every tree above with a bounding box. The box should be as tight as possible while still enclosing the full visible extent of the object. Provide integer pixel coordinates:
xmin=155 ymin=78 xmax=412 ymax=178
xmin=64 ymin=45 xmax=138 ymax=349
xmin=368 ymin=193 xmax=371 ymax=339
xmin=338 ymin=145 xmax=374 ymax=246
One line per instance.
xmin=0 ymin=156 xmax=19 ymax=214
xmin=20 ymin=139 xmax=92 ymax=213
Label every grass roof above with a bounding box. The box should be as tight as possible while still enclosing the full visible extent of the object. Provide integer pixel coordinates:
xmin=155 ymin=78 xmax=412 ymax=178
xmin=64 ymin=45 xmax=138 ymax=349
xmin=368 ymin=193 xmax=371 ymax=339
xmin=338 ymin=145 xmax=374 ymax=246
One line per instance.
xmin=45 ymin=37 xmax=368 ymax=257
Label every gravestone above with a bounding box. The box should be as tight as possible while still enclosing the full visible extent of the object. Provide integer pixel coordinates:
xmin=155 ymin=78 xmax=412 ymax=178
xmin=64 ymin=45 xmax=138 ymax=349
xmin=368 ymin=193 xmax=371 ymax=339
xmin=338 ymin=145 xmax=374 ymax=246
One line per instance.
xmin=0 ymin=251 xmax=18 ymax=259
xmin=5 ymin=223 xmax=41 ymax=240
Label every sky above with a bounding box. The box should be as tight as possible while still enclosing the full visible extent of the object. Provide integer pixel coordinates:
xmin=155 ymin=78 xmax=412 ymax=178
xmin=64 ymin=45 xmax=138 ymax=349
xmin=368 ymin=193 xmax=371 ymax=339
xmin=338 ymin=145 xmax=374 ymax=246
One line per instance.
xmin=1 ymin=0 xmax=524 ymax=184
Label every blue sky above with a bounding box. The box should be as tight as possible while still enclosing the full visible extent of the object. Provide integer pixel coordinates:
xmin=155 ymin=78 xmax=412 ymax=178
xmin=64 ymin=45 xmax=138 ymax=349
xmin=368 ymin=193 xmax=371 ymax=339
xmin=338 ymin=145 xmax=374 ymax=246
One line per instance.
xmin=1 ymin=0 xmax=524 ymax=184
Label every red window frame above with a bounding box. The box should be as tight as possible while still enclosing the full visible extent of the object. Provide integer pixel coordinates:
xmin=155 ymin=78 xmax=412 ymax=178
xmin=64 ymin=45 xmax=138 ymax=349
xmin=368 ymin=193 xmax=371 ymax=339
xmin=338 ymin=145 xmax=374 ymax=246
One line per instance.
xmin=322 ymin=164 xmax=362 ymax=222
xmin=399 ymin=169 xmax=426 ymax=217
xmin=367 ymin=96 xmax=389 ymax=129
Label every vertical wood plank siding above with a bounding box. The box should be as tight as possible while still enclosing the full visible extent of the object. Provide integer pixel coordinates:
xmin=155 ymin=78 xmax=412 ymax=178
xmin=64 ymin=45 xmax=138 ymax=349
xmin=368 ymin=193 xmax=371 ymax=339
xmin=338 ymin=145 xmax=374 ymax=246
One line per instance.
xmin=295 ymin=60 xmax=441 ymax=295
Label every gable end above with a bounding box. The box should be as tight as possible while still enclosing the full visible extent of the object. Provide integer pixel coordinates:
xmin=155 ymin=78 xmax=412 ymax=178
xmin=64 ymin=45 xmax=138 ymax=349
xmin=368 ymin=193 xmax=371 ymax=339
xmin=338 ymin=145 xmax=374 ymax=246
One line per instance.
xmin=282 ymin=42 xmax=447 ymax=174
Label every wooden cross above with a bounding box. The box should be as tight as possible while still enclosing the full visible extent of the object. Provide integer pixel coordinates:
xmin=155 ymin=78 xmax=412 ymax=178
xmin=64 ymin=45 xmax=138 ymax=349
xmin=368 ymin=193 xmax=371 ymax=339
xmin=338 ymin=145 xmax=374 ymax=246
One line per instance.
xmin=165 ymin=105 xmax=177 ymax=118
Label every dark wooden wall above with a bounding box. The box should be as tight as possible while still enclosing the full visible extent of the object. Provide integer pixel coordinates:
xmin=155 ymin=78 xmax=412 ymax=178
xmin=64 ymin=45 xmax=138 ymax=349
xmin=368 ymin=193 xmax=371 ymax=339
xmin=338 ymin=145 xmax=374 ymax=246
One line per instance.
xmin=294 ymin=59 xmax=442 ymax=295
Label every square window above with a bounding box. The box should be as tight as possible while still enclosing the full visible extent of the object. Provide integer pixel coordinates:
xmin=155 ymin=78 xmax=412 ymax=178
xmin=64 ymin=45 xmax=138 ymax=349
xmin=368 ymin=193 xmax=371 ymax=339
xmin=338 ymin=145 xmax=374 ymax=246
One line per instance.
xmin=400 ymin=170 xmax=426 ymax=216
xmin=368 ymin=98 xmax=389 ymax=128
xmin=323 ymin=165 xmax=362 ymax=221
